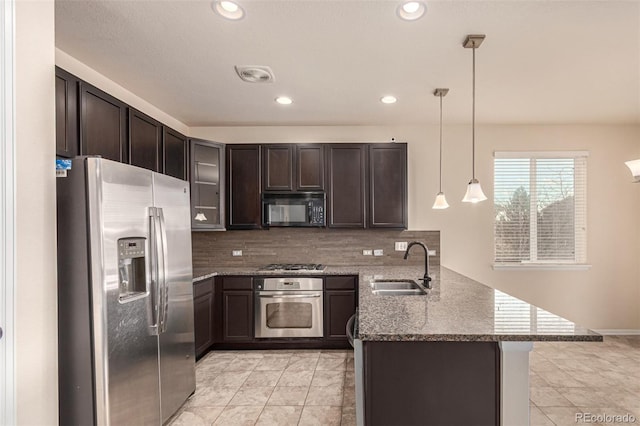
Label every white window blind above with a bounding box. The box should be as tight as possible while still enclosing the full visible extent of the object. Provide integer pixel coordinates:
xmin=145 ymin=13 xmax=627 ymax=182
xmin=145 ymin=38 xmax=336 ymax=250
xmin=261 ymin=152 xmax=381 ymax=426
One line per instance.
xmin=493 ymin=291 xmax=575 ymax=334
xmin=494 ymin=151 xmax=587 ymax=265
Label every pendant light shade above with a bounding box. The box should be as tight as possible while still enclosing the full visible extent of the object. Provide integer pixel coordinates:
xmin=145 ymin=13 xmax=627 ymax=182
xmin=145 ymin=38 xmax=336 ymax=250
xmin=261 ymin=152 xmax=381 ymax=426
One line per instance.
xmin=432 ymin=88 xmax=450 ymax=210
xmin=462 ymin=34 xmax=487 ymax=204
xmin=625 ymin=159 xmax=640 ymax=182
xmin=462 ymin=179 xmax=487 ymax=203
xmin=433 ymin=192 xmax=450 ymax=209
xmin=194 ymin=212 xmax=208 ymax=221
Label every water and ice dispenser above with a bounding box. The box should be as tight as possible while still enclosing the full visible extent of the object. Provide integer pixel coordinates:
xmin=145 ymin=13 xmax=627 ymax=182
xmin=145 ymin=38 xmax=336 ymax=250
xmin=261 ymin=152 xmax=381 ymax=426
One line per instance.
xmin=118 ymin=238 xmax=147 ymax=301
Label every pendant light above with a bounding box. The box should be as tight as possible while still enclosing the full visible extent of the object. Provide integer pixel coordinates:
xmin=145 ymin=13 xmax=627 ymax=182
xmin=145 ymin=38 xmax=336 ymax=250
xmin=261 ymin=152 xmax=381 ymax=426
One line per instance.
xmin=432 ymin=88 xmax=450 ymax=209
xmin=625 ymin=159 xmax=640 ymax=182
xmin=462 ymin=34 xmax=488 ymax=203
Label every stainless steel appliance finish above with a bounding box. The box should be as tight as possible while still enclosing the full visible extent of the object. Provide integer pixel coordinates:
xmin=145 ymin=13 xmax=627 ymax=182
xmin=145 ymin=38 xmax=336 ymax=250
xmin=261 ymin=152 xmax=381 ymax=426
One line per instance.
xmin=57 ymin=158 xmax=196 ymax=425
xmin=254 ymin=277 xmax=324 ymax=338
xmin=260 ymin=263 xmax=326 ymax=272
xmin=153 ymin=172 xmax=197 ymax=421
xmin=262 ymin=192 xmax=325 ymax=227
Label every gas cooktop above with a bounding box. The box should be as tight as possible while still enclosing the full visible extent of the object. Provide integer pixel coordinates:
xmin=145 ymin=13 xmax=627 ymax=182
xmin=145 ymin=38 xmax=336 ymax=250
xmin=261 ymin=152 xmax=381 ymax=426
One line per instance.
xmin=260 ymin=263 xmax=326 ymax=272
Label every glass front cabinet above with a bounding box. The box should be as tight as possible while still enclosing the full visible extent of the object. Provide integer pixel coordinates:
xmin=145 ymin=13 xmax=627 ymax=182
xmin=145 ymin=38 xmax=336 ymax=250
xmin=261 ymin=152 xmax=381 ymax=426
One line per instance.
xmin=190 ymin=139 xmax=225 ymax=230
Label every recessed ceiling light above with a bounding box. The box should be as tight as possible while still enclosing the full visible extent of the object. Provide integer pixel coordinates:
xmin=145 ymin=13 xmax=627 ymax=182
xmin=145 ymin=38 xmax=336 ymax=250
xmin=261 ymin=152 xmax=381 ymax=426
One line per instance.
xmin=275 ymin=96 xmax=293 ymax=105
xmin=397 ymin=1 xmax=426 ymax=21
xmin=380 ymin=95 xmax=397 ymax=104
xmin=212 ymin=0 xmax=245 ymax=20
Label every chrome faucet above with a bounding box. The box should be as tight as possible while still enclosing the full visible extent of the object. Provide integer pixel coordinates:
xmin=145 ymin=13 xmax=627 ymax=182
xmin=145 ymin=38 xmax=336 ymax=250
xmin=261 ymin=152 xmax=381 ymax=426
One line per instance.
xmin=403 ymin=241 xmax=432 ymax=289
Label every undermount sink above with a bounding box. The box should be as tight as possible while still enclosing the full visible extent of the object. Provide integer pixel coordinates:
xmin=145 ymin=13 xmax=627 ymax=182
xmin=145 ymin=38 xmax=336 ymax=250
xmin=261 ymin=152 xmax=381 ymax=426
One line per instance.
xmin=370 ymin=279 xmax=428 ymax=296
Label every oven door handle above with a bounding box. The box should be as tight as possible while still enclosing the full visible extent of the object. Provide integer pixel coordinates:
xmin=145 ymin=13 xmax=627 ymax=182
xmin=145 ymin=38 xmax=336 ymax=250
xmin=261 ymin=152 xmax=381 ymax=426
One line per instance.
xmin=257 ymin=294 xmax=321 ymax=299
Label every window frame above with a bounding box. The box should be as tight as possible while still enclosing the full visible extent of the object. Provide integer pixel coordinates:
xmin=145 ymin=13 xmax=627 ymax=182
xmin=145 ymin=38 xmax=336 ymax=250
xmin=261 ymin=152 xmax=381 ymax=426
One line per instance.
xmin=493 ymin=151 xmax=590 ymax=270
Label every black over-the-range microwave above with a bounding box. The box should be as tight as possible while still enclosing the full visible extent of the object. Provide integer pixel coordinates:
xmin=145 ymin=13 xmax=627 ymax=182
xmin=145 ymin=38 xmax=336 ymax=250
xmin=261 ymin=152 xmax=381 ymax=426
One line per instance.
xmin=261 ymin=192 xmax=325 ymax=227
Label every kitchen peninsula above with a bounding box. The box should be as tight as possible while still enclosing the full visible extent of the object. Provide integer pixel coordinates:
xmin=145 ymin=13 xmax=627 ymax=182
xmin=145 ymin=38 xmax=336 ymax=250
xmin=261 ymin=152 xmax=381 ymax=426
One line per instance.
xmin=353 ymin=265 xmax=601 ymax=426
xmin=192 ymin=264 xmax=601 ymax=426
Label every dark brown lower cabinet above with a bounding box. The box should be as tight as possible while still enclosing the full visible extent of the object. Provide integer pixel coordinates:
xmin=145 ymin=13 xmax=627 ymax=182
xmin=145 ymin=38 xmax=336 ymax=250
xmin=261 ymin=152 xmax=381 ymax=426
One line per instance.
xmin=324 ymin=276 xmax=357 ymax=343
xmin=193 ymin=278 xmax=214 ymax=358
xmin=363 ymin=341 xmax=500 ymax=426
xmin=222 ymin=291 xmax=253 ymax=342
xmin=195 ymin=275 xmax=357 ymax=355
xmin=324 ymin=291 xmax=356 ymax=341
xmin=222 ymin=276 xmax=254 ymax=342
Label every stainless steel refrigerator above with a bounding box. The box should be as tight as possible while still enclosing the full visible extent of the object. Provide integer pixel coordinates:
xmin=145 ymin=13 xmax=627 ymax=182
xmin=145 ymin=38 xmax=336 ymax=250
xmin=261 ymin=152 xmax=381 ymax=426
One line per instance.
xmin=57 ymin=157 xmax=196 ymax=425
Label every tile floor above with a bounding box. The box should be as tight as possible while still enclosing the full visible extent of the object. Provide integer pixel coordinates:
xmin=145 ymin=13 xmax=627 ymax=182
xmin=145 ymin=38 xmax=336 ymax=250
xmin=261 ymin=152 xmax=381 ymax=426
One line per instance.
xmin=169 ymin=336 xmax=640 ymax=426
xmin=530 ymin=336 xmax=640 ymax=426
xmin=169 ymin=349 xmax=355 ymax=425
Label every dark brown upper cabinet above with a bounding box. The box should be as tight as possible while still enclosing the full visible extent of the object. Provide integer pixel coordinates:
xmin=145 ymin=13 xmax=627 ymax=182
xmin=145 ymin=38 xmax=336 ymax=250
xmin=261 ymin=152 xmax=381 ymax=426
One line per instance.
xmin=262 ymin=144 xmax=325 ymax=192
xmin=163 ymin=127 xmax=188 ymax=181
xmin=191 ymin=139 xmax=225 ymax=230
xmin=226 ymin=144 xmax=261 ymax=229
xmin=79 ymin=82 xmax=128 ymax=163
xmin=326 ymin=144 xmax=367 ymax=228
xmin=262 ymin=144 xmax=294 ymax=191
xmin=55 ymin=67 xmax=79 ymax=158
xmin=128 ymin=108 xmax=162 ymax=172
xmin=368 ymin=144 xmax=407 ymax=228
xmin=296 ymin=144 xmax=325 ymax=191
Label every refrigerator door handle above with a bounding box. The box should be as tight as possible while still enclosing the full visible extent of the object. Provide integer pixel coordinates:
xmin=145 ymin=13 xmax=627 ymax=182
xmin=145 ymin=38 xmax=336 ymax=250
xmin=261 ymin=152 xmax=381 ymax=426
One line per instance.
xmin=149 ymin=207 xmax=161 ymax=335
xmin=157 ymin=207 xmax=169 ymax=334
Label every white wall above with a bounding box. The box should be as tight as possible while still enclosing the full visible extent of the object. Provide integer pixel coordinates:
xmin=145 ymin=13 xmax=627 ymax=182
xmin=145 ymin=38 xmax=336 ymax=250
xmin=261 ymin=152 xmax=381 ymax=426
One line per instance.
xmin=15 ymin=0 xmax=58 ymax=424
xmin=190 ymin=124 xmax=640 ymax=330
xmin=56 ymin=49 xmax=189 ymax=135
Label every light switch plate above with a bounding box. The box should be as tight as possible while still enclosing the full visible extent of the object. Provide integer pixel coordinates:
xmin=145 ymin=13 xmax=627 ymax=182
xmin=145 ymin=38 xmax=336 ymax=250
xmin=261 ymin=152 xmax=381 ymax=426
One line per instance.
xmin=395 ymin=242 xmax=408 ymax=251
xmin=374 ymin=249 xmax=384 ymax=256
xmin=362 ymin=249 xmax=373 ymax=256
xmin=428 ymin=250 xmax=436 ymax=256
xmin=232 ymin=250 xmax=243 ymax=257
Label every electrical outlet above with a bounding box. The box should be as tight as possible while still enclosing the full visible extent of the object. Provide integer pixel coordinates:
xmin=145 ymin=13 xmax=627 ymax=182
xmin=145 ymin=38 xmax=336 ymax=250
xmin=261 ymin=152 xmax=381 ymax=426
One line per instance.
xmin=232 ymin=250 xmax=243 ymax=257
xmin=395 ymin=241 xmax=408 ymax=251
xmin=428 ymin=250 xmax=436 ymax=256
xmin=362 ymin=249 xmax=373 ymax=256
xmin=374 ymin=249 xmax=384 ymax=256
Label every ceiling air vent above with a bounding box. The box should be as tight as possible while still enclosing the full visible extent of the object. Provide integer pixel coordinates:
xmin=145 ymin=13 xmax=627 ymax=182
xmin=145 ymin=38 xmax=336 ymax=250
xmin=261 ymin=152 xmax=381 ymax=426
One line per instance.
xmin=234 ymin=66 xmax=275 ymax=83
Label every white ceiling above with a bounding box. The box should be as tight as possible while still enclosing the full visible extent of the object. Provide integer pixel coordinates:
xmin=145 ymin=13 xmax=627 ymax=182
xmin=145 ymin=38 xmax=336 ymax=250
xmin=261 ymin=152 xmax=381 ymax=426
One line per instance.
xmin=55 ymin=0 xmax=640 ymax=127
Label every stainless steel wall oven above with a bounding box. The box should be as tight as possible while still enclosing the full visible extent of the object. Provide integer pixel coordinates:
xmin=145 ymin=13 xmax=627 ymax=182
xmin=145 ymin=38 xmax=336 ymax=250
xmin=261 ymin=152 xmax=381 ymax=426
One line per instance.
xmin=254 ymin=277 xmax=324 ymax=338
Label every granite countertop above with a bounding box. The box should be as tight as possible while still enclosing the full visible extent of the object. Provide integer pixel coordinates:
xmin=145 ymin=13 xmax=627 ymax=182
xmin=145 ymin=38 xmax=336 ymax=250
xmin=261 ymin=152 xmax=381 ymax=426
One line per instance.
xmin=192 ymin=266 xmax=361 ymax=281
xmin=191 ymin=265 xmax=602 ymax=343
xmin=355 ymin=266 xmax=601 ymax=342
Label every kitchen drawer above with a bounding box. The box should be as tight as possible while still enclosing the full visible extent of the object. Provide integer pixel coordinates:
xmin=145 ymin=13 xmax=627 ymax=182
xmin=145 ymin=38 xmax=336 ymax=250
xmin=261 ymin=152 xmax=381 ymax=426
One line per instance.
xmin=325 ymin=275 xmax=357 ymax=290
xmin=221 ymin=276 xmax=253 ymax=290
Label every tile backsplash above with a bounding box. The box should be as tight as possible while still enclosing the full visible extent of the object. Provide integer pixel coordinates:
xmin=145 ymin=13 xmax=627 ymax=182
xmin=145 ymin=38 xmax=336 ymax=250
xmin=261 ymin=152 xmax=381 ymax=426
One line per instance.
xmin=192 ymin=228 xmax=440 ymax=269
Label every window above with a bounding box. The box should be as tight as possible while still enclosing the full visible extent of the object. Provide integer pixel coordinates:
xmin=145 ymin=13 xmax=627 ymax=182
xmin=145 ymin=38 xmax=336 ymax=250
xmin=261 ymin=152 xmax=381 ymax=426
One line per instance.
xmin=494 ymin=151 xmax=587 ymax=266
